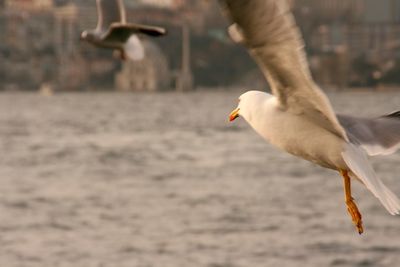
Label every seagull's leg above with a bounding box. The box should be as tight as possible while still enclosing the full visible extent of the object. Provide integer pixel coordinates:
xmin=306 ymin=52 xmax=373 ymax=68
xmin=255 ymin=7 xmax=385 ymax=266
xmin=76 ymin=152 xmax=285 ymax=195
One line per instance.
xmin=340 ymin=170 xmax=364 ymax=234
xmin=119 ymin=49 xmax=127 ymax=61
xmin=113 ymin=49 xmax=127 ymax=61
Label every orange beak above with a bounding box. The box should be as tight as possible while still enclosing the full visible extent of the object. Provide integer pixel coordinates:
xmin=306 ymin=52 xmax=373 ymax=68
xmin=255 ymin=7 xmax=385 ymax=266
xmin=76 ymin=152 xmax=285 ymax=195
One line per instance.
xmin=229 ymin=108 xmax=240 ymax=122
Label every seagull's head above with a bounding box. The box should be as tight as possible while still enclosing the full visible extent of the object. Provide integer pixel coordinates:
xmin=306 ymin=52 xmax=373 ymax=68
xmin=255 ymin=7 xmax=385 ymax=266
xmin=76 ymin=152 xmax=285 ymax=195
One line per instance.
xmin=229 ymin=90 xmax=270 ymax=123
xmin=80 ymin=30 xmax=94 ymax=42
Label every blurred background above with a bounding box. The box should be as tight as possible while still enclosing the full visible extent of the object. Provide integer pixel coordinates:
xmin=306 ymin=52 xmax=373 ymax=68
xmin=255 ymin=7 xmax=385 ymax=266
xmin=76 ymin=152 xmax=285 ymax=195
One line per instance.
xmin=2 ymin=0 xmax=400 ymax=91
xmin=1 ymin=1 xmax=400 ymax=267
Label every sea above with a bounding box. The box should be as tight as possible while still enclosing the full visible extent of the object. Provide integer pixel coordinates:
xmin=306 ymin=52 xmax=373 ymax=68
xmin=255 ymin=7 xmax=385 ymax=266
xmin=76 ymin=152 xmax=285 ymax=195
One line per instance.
xmin=0 ymin=90 xmax=399 ymax=267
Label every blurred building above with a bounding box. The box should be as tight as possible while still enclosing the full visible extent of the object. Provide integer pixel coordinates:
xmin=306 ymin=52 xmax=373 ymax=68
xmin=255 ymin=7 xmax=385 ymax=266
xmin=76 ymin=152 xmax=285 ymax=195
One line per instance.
xmin=1 ymin=0 xmax=400 ymax=90
xmin=130 ymin=0 xmax=183 ymax=9
xmin=294 ymin=0 xmax=364 ymax=22
xmin=363 ymin=0 xmax=400 ymax=23
xmin=0 ymin=0 xmax=89 ymax=90
xmin=293 ymin=0 xmax=400 ymax=87
xmin=127 ymin=0 xmax=215 ymax=34
xmin=5 ymin=0 xmax=53 ymax=9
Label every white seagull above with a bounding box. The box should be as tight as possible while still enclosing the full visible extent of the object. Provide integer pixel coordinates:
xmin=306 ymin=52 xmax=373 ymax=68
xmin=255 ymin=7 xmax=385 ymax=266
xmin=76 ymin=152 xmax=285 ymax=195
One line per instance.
xmin=80 ymin=0 xmax=167 ymax=61
xmin=223 ymin=0 xmax=400 ymax=234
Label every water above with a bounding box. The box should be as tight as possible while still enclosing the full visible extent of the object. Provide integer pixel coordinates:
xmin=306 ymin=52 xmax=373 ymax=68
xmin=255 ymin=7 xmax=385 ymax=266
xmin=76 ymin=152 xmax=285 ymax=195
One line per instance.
xmin=0 ymin=90 xmax=400 ymax=267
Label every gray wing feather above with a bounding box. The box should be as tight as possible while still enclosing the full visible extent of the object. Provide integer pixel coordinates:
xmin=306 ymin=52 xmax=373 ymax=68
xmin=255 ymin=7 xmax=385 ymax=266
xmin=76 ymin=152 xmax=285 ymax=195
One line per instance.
xmin=102 ymin=22 xmax=166 ymax=42
xmin=338 ymin=113 xmax=400 ymax=156
xmin=96 ymin=0 xmax=125 ymax=33
xmin=220 ymin=0 xmax=348 ymax=141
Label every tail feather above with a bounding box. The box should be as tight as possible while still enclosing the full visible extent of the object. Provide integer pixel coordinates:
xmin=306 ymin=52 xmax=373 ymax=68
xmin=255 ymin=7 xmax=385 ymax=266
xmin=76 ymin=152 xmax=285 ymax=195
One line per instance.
xmin=124 ymin=35 xmax=145 ymax=61
xmin=342 ymin=143 xmax=400 ymax=215
xmin=383 ymin=187 xmax=400 ymax=214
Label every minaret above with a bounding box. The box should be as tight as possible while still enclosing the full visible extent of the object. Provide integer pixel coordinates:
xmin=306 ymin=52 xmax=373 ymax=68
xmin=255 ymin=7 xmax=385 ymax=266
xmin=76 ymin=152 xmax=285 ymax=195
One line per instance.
xmin=176 ymin=23 xmax=193 ymax=91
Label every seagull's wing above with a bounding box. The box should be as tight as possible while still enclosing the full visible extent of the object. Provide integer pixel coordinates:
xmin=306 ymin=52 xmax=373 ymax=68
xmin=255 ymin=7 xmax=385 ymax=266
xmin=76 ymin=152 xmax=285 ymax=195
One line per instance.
xmin=220 ymin=0 xmax=348 ymax=140
xmin=338 ymin=111 xmax=400 ymax=156
xmin=117 ymin=0 xmax=127 ymax=24
xmin=102 ymin=22 xmax=167 ymax=42
xmin=96 ymin=0 xmax=125 ymax=32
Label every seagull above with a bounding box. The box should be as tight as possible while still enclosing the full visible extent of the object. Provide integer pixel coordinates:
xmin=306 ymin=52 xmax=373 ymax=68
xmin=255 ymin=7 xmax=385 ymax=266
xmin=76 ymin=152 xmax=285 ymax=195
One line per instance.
xmin=80 ymin=0 xmax=167 ymax=61
xmin=222 ymin=0 xmax=400 ymax=234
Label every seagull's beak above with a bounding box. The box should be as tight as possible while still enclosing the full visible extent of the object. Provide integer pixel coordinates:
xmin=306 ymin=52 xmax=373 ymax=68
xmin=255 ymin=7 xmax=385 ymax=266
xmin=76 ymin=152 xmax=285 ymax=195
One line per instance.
xmin=229 ymin=108 xmax=240 ymax=122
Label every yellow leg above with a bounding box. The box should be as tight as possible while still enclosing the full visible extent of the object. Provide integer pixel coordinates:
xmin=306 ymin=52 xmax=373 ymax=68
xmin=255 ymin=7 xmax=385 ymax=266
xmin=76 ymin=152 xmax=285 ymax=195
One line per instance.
xmin=340 ymin=170 xmax=364 ymax=234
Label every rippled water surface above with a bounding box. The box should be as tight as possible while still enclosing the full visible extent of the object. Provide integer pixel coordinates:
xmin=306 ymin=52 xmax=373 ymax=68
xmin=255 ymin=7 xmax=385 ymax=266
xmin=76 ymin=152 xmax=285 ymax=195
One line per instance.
xmin=0 ymin=90 xmax=400 ymax=267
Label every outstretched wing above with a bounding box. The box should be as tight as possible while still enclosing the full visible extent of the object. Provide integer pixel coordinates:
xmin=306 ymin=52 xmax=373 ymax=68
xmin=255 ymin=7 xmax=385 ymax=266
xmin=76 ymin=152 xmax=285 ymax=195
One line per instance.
xmin=96 ymin=0 xmax=126 ymax=32
xmin=338 ymin=112 xmax=400 ymax=156
xmin=220 ymin=0 xmax=348 ymax=140
xmin=102 ymin=23 xmax=167 ymax=42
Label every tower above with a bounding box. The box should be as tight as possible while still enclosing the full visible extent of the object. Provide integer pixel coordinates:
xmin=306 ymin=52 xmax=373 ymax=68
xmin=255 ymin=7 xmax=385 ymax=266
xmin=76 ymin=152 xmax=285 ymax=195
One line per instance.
xmin=176 ymin=23 xmax=193 ymax=91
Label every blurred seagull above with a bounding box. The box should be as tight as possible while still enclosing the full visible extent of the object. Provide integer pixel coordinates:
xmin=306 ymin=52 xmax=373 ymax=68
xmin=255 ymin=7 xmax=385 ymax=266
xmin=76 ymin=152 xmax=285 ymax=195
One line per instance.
xmin=80 ymin=0 xmax=166 ymax=61
xmin=223 ymin=0 xmax=400 ymax=234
